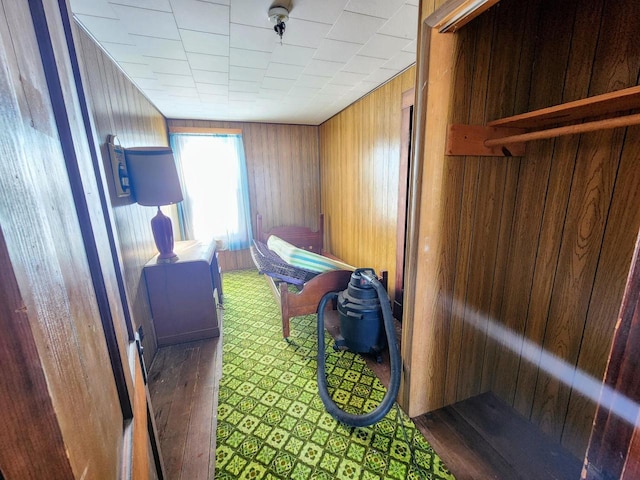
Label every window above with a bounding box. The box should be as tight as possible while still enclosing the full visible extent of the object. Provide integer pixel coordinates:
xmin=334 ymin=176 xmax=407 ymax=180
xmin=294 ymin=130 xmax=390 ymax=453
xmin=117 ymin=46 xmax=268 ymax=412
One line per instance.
xmin=169 ymin=131 xmax=252 ymax=250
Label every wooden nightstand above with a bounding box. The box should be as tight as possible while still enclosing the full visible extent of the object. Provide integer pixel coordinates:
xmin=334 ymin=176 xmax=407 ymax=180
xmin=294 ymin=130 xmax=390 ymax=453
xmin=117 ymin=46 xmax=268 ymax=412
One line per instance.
xmin=144 ymin=240 xmax=221 ymax=346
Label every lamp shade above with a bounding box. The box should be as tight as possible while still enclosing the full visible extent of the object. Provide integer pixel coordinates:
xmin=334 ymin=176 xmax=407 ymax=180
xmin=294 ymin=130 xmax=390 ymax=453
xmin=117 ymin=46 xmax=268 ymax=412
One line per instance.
xmin=125 ymin=147 xmax=183 ymax=206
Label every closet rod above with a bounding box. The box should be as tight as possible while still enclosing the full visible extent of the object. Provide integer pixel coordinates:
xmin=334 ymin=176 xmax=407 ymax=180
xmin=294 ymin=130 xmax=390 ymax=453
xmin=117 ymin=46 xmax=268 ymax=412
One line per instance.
xmin=484 ymin=112 xmax=640 ymax=147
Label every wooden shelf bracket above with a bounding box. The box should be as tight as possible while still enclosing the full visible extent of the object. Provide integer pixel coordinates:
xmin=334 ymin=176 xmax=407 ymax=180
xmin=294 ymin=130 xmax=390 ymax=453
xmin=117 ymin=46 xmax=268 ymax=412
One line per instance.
xmin=446 ymin=124 xmax=527 ymax=157
xmin=446 ymin=85 xmax=640 ymax=157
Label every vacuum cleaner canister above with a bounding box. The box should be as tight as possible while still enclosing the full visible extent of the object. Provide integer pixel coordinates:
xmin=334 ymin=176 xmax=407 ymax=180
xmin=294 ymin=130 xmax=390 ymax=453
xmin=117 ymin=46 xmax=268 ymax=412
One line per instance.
xmin=317 ymin=268 xmax=401 ymax=427
xmin=335 ymin=268 xmax=387 ymax=356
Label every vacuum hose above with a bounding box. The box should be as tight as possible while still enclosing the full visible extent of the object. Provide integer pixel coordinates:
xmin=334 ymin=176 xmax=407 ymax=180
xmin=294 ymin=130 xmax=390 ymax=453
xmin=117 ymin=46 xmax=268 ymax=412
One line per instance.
xmin=317 ymin=269 xmax=401 ymax=427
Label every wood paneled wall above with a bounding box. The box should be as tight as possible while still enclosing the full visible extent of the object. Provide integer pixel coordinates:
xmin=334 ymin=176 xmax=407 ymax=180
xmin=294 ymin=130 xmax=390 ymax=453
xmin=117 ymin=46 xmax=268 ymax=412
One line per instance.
xmin=75 ymin=24 xmax=169 ymax=360
xmin=167 ymin=119 xmax=321 ymax=271
xmin=408 ymin=0 xmax=640 ymax=459
xmin=318 ymin=67 xmax=416 ymax=300
xmin=0 ymin=1 xmax=132 ymax=475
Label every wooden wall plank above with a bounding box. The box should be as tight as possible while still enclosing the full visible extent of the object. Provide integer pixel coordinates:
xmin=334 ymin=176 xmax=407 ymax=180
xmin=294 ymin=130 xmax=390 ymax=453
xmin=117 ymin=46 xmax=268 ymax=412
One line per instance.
xmin=75 ymin=25 xmax=169 ymax=361
xmin=530 ymin=0 xmax=640 ymax=448
xmin=0 ymin=225 xmax=75 ymax=478
xmin=562 ymin=125 xmax=640 ymax=456
xmin=319 ymin=67 xmax=416 ymax=310
xmin=455 ymin=4 xmax=518 ymax=403
xmin=442 ymin=14 xmax=479 ymax=407
xmin=0 ymin=1 xmax=131 ymax=475
xmin=489 ymin=0 xmax=577 ymax=405
xmin=480 ymin=0 xmax=540 ymax=395
xmin=512 ymin=0 xmax=603 ymax=423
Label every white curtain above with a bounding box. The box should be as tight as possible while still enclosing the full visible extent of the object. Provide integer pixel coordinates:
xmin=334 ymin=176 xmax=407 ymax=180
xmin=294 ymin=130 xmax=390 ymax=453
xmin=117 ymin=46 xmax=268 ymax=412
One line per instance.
xmin=169 ymin=133 xmax=252 ymax=250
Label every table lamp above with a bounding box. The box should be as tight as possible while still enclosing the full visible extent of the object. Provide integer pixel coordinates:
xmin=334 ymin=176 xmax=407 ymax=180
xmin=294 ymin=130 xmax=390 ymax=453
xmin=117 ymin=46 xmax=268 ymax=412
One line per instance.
xmin=125 ymin=147 xmax=184 ymax=263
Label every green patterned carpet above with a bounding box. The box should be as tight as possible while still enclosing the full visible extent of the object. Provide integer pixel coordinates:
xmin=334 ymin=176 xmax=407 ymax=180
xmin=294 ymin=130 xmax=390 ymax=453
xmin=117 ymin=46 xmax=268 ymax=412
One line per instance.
xmin=215 ymin=269 xmax=454 ymax=480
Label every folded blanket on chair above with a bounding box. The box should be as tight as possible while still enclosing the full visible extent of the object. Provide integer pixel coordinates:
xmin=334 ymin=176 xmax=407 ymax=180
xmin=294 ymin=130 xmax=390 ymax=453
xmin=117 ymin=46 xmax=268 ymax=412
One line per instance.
xmin=266 ymin=235 xmax=355 ymax=273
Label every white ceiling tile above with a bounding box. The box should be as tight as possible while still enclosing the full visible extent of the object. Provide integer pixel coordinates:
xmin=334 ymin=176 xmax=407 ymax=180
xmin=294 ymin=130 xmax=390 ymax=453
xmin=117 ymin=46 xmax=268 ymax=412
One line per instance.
xmin=279 ymin=95 xmax=310 ymax=106
xmin=402 ymin=39 xmax=417 ymax=54
xmin=303 ymin=59 xmax=344 ymax=76
xmin=101 ymin=43 xmax=145 ymax=64
xmin=289 ymin=85 xmax=320 ymax=97
xmin=155 ymin=73 xmax=195 ymax=87
xmin=383 ymin=51 xmax=416 ymax=70
xmin=405 ymin=0 xmax=419 ymax=5
xmin=198 ymin=94 xmax=228 ymax=103
xmin=134 ymin=36 xmax=187 ymax=60
xmin=327 ymin=11 xmax=385 ymax=44
xmin=265 ymin=62 xmax=304 ymax=80
xmin=108 ymin=0 xmax=172 ymax=12
xmin=230 ymin=65 xmax=265 ymax=82
xmin=192 ymin=70 xmax=228 ymax=84
xmin=75 ymin=15 xmax=134 ymax=44
xmin=229 ymin=91 xmax=258 ymax=101
xmin=345 ymin=0 xmax=404 ymax=19
xmin=333 ymin=95 xmax=356 ymax=110
xmin=196 ymin=83 xmax=228 ymax=95
xmin=119 ymin=62 xmax=156 ymax=78
xmin=229 ymin=48 xmax=271 ymax=68
xmin=230 ymin=24 xmax=276 ymax=52
xmin=186 ymin=52 xmax=228 ymax=72
xmin=229 ymin=80 xmax=259 ymax=93
xmin=281 ymin=19 xmax=332 ymax=49
xmin=261 ymin=77 xmax=295 ymax=90
xmin=131 ymin=77 xmax=163 ymax=90
xmin=318 ymin=83 xmax=347 ymax=96
xmin=259 ymin=89 xmax=285 ymax=100
xmin=70 ymin=0 xmax=117 ymax=18
xmin=366 ymin=67 xmax=400 ymax=83
xmin=289 ymin=0 xmax=348 ymax=25
xmin=352 ymin=80 xmax=380 ymax=95
xmin=330 ymin=71 xmax=367 ymax=86
xmin=342 ymin=55 xmax=386 ymax=74
xmin=349 ymin=86 xmax=374 ymax=100
xmin=270 ymin=44 xmax=316 ymax=66
xmin=111 ymin=5 xmax=180 ymax=40
xmin=170 ymin=0 xmax=229 ymax=34
xmin=229 ymin=0 xmax=272 ymax=27
xmin=165 ymin=86 xmax=200 ymax=97
xmin=146 ymin=57 xmax=191 ymax=75
xmin=142 ymin=89 xmax=167 ymax=97
xmin=378 ymin=4 xmax=418 ymax=39
xmin=313 ymin=39 xmax=361 ymax=63
xmin=180 ymin=30 xmax=229 ymax=56
xmin=295 ymin=74 xmax=330 ymax=88
xmin=228 ymin=99 xmax=255 ymax=110
xmin=357 ymin=34 xmax=412 ymax=60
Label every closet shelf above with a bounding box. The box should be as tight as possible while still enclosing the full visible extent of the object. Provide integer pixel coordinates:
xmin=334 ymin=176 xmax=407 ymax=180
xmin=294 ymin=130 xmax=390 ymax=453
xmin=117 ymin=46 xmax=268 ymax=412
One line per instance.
xmin=446 ymin=85 xmax=640 ymax=156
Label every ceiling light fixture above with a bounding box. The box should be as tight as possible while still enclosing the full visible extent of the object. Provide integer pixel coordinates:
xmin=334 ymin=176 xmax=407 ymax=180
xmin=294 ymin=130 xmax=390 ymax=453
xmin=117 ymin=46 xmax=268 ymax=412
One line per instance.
xmin=268 ymin=6 xmax=289 ymax=45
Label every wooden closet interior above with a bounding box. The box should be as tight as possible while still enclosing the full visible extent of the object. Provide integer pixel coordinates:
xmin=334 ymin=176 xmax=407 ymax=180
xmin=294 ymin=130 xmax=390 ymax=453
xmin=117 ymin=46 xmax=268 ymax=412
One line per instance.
xmin=401 ymin=0 xmax=640 ymax=477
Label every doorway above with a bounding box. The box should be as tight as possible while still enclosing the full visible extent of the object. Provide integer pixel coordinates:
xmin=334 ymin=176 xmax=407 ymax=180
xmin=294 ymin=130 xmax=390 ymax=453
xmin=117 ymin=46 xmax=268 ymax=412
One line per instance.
xmin=394 ymin=88 xmax=415 ymax=321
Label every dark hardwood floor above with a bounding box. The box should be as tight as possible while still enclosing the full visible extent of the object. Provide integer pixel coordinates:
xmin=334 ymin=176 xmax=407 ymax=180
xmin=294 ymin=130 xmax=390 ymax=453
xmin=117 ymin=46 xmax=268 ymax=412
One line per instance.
xmin=148 ymin=307 xmax=583 ymax=480
xmin=414 ymin=392 xmax=583 ymax=480
xmin=148 ymin=334 xmax=223 ymax=480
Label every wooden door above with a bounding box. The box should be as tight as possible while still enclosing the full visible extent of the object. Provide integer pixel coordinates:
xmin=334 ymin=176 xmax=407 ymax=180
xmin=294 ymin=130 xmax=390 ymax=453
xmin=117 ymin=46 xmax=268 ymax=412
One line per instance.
xmin=0 ymin=0 xmax=161 ymax=477
xmin=584 ymin=226 xmax=640 ymax=479
xmin=394 ymin=88 xmax=415 ymax=321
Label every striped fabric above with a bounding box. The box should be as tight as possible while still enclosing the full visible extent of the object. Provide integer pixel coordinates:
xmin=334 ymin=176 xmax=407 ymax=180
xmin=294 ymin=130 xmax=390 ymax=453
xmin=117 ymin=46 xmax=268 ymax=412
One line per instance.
xmin=266 ymin=235 xmax=355 ymax=273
